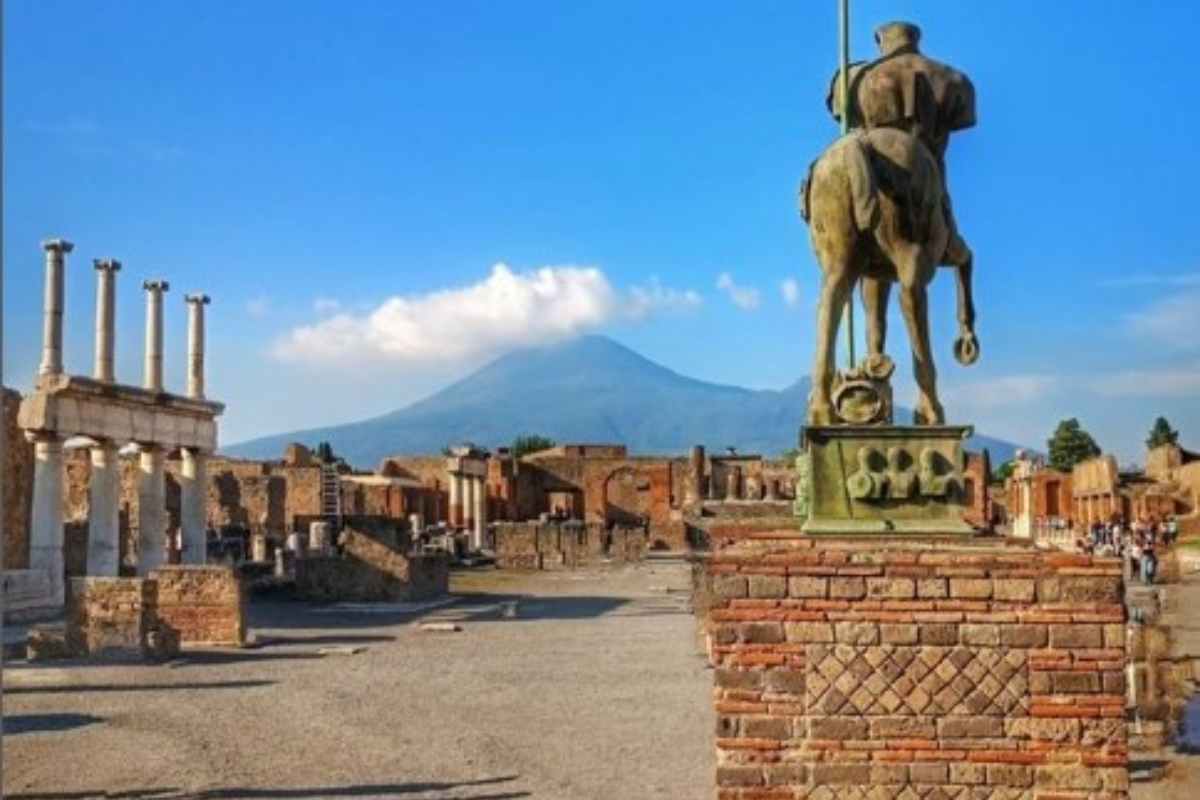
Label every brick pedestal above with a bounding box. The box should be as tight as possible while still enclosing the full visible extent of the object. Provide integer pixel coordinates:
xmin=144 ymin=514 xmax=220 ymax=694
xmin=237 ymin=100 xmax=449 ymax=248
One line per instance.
xmin=703 ymin=534 xmax=1129 ymax=800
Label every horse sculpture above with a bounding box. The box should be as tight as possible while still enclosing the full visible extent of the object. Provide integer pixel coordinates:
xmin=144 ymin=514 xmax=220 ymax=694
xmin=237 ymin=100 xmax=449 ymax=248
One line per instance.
xmin=799 ymin=126 xmax=979 ymax=427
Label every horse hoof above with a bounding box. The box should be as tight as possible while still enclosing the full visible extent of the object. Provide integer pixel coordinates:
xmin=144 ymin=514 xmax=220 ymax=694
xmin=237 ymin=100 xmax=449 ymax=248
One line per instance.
xmin=954 ymin=333 xmax=980 ymax=366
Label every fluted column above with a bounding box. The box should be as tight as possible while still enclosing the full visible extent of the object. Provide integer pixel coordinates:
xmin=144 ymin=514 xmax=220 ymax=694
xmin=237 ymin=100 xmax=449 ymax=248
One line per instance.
xmin=39 ymin=239 xmax=74 ymax=377
xmin=142 ymin=280 xmax=170 ymax=392
xmin=136 ymin=445 xmax=167 ymax=575
xmin=473 ymin=477 xmax=486 ymax=551
xmin=180 ymin=447 xmax=208 ymax=564
xmin=448 ymin=470 xmax=462 ymax=527
xmin=93 ymin=259 xmax=121 ymax=382
xmin=29 ymin=435 xmax=65 ymax=606
xmin=185 ymin=293 xmax=210 ymax=399
xmin=87 ymin=441 xmax=121 ymax=575
xmin=463 ymin=474 xmax=475 ymax=531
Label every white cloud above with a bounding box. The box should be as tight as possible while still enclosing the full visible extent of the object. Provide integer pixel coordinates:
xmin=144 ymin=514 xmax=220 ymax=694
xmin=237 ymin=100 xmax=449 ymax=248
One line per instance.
xmin=246 ymin=297 xmax=270 ymax=318
xmin=271 ymin=263 xmax=698 ymax=366
xmin=780 ymin=278 xmax=801 ymax=309
xmin=1087 ymin=363 xmax=1200 ymax=397
xmin=314 ymin=297 xmax=342 ymax=316
xmin=1124 ymin=290 xmax=1200 ymax=347
xmin=625 ymin=278 xmax=702 ymax=320
xmin=716 ymin=272 xmax=761 ymax=311
xmin=941 ymin=374 xmax=1059 ymax=409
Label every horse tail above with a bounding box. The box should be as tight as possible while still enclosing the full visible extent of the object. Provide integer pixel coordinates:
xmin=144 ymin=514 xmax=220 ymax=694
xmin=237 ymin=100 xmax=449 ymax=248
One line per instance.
xmin=841 ymin=133 xmax=879 ymax=232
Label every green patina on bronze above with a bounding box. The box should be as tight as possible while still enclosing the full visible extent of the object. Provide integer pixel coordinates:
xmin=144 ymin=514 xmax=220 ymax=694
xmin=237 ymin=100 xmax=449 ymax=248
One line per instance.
xmin=800 ymin=424 xmax=974 ymax=535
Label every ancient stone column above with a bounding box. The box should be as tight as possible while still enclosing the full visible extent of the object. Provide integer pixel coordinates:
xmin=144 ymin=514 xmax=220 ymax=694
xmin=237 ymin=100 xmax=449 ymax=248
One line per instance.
xmin=179 ymin=447 xmax=208 ymax=564
xmin=29 ymin=435 xmax=66 ymax=606
xmin=448 ymin=470 xmax=462 ymax=527
xmin=136 ymin=445 xmax=167 ymax=575
xmin=463 ymin=473 xmax=475 ymax=531
xmin=251 ymin=533 xmax=268 ymax=562
xmin=473 ymin=476 xmax=486 ymax=551
xmin=87 ymin=441 xmax=121 ymax=576
xmin=92 ymin=259 xmax=121 ymax=383
xmin=725 ymin=466 xmax=742 ymax=501
xmin=184 ymin=294 xmax=210 ymax=399
xmin=39 ymin=239 xmax=74 ymax=377
xmin=142 ymin=280 xmax=170 ymax=392
xmin=309 ymin=520 xmax=331 ymax=553
xmin=686 ymin=445 xmax=705 ymax=507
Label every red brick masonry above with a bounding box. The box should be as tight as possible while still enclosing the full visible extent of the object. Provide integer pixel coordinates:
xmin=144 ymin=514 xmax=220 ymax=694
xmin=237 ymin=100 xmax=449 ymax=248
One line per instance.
xmin=704 ymin=534 xmax=1128 ymax=800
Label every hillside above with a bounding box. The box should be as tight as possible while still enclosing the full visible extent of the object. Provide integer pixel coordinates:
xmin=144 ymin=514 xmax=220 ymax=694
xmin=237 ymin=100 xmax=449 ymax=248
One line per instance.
xmin=223 ymin=335 xmax=1024 ymax=468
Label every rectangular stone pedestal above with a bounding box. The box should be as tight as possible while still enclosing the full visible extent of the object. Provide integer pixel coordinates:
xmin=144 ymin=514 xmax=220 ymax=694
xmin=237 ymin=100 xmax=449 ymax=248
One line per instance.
xmin=802 ymin=425 xmax=974 ymax=535
xmin=703 ymin=533 xmax=1129 ymax=800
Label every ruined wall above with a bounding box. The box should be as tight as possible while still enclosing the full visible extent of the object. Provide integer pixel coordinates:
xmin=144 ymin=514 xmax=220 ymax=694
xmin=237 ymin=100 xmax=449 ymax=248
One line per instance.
xmin=3 ymin=388 xmax=34 ymax=569
xmin=61 ymin=576 xmax=177 ymax=660
xmin=148 ymin=565 xmax=245 ymax=646
xmin=294 ymin=527 xmax=448 ymax=601
xmin=704 ymin=536 xmax=1128 ymax=800
xmin=493 ymin=520 xmax=647 ymax=569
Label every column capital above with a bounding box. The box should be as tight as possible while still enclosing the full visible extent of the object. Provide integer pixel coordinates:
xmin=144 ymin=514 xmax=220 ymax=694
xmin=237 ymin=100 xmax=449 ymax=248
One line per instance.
xmin=143 ymin=279 xmax=170 ymax=292
xmin=94 ymin=258 xmax=122 ymax=272
xmin=42 ymin=238 xmax=74 ymax=253
xmin=185 ymin=293 xmax=211 ymax=305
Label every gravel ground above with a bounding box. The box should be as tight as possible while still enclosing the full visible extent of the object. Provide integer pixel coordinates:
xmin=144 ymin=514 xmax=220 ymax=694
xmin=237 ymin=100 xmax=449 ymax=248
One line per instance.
xmin=2 ymin=559 xmax=715 ymax=800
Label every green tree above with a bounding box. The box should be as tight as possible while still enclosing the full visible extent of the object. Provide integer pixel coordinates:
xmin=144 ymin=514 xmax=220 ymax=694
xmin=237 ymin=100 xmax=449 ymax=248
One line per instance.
xmin=512 ymin=434 xmax=556 ymax=458
xmin=992 ymin=459 xmax=1016 ymax=484
xmin=1046 ymin=418 xmax=1101 ymax=473
xmin=1145 ymin=416 xmax=1180 ymax=450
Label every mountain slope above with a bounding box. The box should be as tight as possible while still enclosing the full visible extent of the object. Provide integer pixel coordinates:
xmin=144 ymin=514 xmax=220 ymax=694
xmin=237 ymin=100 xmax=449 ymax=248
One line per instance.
xmin=224 ymin=335 xmax=1023 ymax=468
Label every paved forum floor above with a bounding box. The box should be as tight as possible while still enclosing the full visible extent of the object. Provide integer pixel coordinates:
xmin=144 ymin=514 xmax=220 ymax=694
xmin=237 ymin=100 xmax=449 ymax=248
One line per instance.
xmin=2 ymin=560 xmax=715 ymax=799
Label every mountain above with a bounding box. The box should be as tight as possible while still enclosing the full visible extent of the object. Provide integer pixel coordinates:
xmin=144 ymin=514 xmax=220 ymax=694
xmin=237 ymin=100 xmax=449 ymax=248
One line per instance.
xmin=223 ymin=335 xmax=1025 ymax=469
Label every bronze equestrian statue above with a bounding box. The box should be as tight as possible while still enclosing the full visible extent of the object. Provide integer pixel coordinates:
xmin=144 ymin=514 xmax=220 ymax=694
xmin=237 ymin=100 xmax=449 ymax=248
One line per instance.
xmin=800 ymin=21 xmax=980 ymax=426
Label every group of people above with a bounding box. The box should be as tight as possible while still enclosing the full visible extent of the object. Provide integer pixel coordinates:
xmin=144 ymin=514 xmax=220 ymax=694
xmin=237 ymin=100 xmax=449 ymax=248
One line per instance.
xmin=1076 ymin=516 xmax=1180 ymax=584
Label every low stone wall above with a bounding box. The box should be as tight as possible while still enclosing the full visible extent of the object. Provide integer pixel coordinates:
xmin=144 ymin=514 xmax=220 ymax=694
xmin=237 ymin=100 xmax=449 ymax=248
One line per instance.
xmin=294 ymin=527 xmax=448 ymax=601
xmin=493 ymin=521 xmax=648 ymax=570
xmin=60 ymin=577 xmax=178 ymax=661
xmin=149 ymin=566 xmax=245 ymax=647
xmin=704 ymin=535 xmax=1129 ymax=800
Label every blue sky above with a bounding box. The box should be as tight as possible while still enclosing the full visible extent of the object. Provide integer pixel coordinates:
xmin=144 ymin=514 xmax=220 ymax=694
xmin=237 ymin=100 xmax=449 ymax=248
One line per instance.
xmin=4 ymin=1 xmax=1199 ymax=463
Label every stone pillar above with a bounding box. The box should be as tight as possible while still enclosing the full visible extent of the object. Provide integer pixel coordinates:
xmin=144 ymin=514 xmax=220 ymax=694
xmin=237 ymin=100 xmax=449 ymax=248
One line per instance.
xmin=29 ymin=435 xmax=65 ymax=606
xmin=473 ymin=477 xmax=486 ymax=551
xmin=39 ymin=239 xmax=74 ymax=377
xmin=686 ymin=445 xmax=704 ymax=507
xmin=765 ymin=478 xmax=779 ymax=501
xmin=179 ymin=447 xmax=208 ymax=564
xmin=136 ymin=445 xmax=167 ymax=575
xmin=184 ymin=294 xmax=210 ymax=399
xmin=725 ymin=466 xmax=742 ymax=501
xmin=142 ymin=280 xmax=170 ymax=392
xmin=87 ymin=441 xmax=121 ymax=576
xmin=93 ymin=259 xmax=121 ymax=383
xmin=251 ymin=533 xmax=268 ymax=562
xmin=463 ymin=474 xmax=476 ymax=531
xmin=448 ymin=470 xmax=462 ymax=527
xmin=309 ymin=520 xmax=331 ymax=553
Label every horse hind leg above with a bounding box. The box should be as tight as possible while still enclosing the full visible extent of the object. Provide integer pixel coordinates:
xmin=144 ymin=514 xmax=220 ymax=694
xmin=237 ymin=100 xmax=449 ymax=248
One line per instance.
xmin=808 ymin=263 xmax=855 ymax=426
xmin=860 ymin=276 xmax=891 ymax=359
xmin=897 ymin=253 xmax=945 ymax=425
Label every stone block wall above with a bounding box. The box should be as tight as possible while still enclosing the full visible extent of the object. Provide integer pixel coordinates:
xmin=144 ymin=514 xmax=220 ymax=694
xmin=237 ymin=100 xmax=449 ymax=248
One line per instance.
xmin=3 ymin=387 xmax=34 ymax=569
xmin=148 ymin=566 xmax=245 ymax=646
xmin=294 ymin=527 xmax=448 ymax=602
xmin=705 ymin=537 xmax=1128 ymax=800
xmin=493 ymin=520 xmax=648 ymax=569
xmin=64 ymin=576 xmax=177 ymax=660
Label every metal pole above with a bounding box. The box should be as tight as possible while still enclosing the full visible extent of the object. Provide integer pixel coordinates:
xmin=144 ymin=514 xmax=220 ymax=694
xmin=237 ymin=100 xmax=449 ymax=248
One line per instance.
xmin=1 ymin=0 xmax=8 ymax=785
xmin=839 ymin=0 xmax=857 ymax=368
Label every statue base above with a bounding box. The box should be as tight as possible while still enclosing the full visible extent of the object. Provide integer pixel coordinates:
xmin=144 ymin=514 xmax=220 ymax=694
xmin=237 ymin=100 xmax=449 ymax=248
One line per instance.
xmin=799 ymin=424 xmax=975 ymax=536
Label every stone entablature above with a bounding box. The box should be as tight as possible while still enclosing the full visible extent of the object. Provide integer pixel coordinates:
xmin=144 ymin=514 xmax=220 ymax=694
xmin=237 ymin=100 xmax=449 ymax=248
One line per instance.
xmin=19 ymin=374 xmax=221 ymax=450
xmin=702 ymin=534 xmax=1128 ymax=800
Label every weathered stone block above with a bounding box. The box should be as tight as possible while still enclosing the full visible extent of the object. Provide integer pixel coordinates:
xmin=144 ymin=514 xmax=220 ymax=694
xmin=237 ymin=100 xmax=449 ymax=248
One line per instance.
xmin=716 ymin=668 xmax=762 ymax=690
xmin=717 ymin=766 xmax=763 ymax=787
xmin=830 ymin=577 xmax=866 ymax=599
xmin=1049 ymin=624 xmax=1103 ymax=649
xmin=1052 ymin=671 xmax=1100 ymax=693
xmin=986 ymin=765 xmax=1032 ymax=787
xmin=992 ymin=578 xmax=1036 ymax=602
xmin=880 ymin=623 xmax=919 ymax=645
xmin=788 ymin=575 xmax=827 ymax=598
xmin=712 ymin=575 xmax=748 ymax=600
xmin=748 ymin=575 xmax=787 ymax=599
xmin=919 ymin=623 xmax=958 ymax=645
xmin=763 ymin=765 xmax=807 ymax=786
xmin=1005 ymin=717 xmax=1080 ymax=742
xmin=742 ymin=622 xmax=785 ymax=644
xmin=785 ymin=621 xmax=834 ymax=642
xmin=1035 ymin=765 xmax=1101 ymax=791
xmin=870 ymin=717 xmax=936 ymax=739
xmin=938 ymin=717 xmax=1003 ymax=738
xmin=961 ymin=624 xmax=1000 ymax=646
xmin=870 ymin=765 xmax=909 ymax=785
xmin=909 ymin=763 xmax=948 ymax=784
xmin=949 ymin=578 xmax=992 ymax=599
xmin=834 ymin=621 xmax=879 ymax=645
xmin=949 ymin=763 xmax=986 ymax=785
xmin=764 ymin=669 xmax=805 ymax=695
xmin=917 ymin=578 xmax=948 ymax=598
xmin=1000 ymin=624 xmax=1047 ymax=648
xmin=867 ymin=577 xmax=915 ymax=599
xmin=812 ymin=764 xmax=871 ymax=785
xmin=809 ymin=717 xmax=868 ymax=739
xmin=743 ymin=716 xmax=791 ymax=739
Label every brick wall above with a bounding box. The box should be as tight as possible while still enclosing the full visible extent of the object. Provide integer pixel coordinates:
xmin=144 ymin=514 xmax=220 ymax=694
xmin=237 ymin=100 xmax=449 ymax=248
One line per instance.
xmin=3 ymin=388 xmax=34 ymax=569
xmin=294 ymin=527 xmax=448 ymax=601
xmin=493 ymin=520 xmax=647 ymax=569
xmin=148 ymin=566 xmax=245 ymax=646
xmin=63 ymin=576 xmax=178 ymax=660
xmin=704 ymin=536 xmax=1128 ymax=800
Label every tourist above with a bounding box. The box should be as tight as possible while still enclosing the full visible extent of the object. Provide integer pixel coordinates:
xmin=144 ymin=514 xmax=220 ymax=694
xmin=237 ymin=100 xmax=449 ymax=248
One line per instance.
xmin=1141 ymin=536 xmax=1158 ymax=584
xmin=1166 ymin=516 xmax=1179 ymax=546
xmin=1129 ymin=534 xmax=1143 ymax=581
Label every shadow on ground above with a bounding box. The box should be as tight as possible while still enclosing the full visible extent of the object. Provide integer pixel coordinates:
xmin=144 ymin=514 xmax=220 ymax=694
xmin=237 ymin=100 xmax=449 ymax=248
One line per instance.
xmin=4 ymin=713 xmax=104 ymax=734
xmin=5 ymin=680 xmax=275 ymax=695
xmin=7 ymin=775 xmax=531 ymax=799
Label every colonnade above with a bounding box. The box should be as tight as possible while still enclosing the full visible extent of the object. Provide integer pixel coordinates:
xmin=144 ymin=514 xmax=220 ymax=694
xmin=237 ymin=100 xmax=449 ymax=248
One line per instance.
xmin=24 ymin=239 xmax=218 ymax=606
xmin=446 ymin=460 xmax=487 ymax=551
